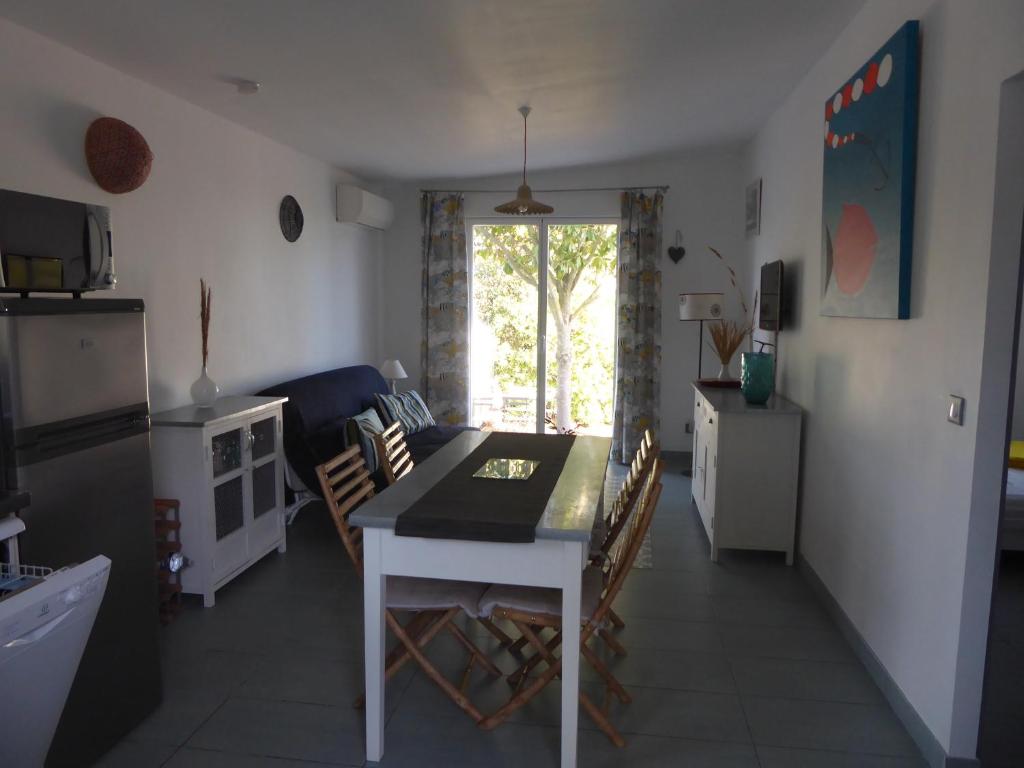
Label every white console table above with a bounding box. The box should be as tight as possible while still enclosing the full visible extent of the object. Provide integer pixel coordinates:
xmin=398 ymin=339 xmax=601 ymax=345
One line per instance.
xmin=691 ymin=383 xmax=802 ymax=564
xmin=151 ymin=396 xmax=288 ymax=606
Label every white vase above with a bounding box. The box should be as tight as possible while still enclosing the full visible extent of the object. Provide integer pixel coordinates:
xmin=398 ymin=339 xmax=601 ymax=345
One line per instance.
xmin=718 ymin=360 xmax=734 ymax=380
xmin=190 ymin=365 xmax=219 ymax=408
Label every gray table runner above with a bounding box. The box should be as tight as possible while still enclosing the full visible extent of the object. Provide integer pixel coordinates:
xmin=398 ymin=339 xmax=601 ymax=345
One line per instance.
xmin=394 ymin=432 xmax=576 ymax=543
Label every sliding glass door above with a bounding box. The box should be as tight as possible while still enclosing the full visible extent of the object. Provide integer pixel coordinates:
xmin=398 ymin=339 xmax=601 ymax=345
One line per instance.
xmin=470 ymin=221 xmax=618 ymax=435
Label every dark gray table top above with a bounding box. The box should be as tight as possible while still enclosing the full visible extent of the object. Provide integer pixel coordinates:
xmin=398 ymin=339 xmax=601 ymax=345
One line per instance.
xmin=351 ymin=431 xmax=610 ymax=543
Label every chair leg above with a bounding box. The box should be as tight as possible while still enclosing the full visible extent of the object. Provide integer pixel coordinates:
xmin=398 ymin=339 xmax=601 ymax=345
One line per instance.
xmin=354 ymin=610 xmax=448 ymax=709
xmin=507 ymin=627 xmax=630 ymax=706
xmin=508 ymin=629 xmax=562 ymax=688
xmin=382 ymin=611 xmax=437 ymax=671
xmin=445 ymin=621 xmax=503 ymax=677
xmin=477 ymin=617 xmax=514 ymax=647
xmin=580 ymin=689 xmax=625 ymax=747
xmin=481 ymin=620 xmax=625 ymax=745
xmin=599 ymin=628 xmax=628 ymax=656
xmin=386 ymin=608 xmax=485 ymax=722
xmin=581 ymin=642 xmax=631 ymax=704
xmin=608 ymin=608 xmax=626 ymax=629
xmin=479 ymin=621 xmax=565 ymax=730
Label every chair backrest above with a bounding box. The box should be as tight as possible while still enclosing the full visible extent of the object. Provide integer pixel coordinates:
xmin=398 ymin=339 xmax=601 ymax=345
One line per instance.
xmin=590 ymin=457 xmax=663 ymax=628
xmin=374 ymin=420 xmax=414 ymax=486
xmin=315 ymin=444 xmax=376 ymax=576
xmin=602 ymin=430 xmax=659 ymax=558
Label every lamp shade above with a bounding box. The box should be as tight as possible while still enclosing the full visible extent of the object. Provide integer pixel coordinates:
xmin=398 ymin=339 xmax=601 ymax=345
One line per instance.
xmin=380 ymin=359 xmax=408 ymax=380
xmin=679 ymin=293 xmax=725 ymax=321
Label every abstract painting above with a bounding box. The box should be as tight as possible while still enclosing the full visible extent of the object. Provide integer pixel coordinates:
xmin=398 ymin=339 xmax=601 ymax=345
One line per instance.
xmin=821 ymin=21 xmax=919 ymax=319
xmin=745 ymin=178 xmax=762 ymax=238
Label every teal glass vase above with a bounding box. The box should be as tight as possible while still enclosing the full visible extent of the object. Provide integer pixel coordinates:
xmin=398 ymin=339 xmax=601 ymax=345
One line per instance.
xmin=741 ymin=352 xmax=774 ymax=405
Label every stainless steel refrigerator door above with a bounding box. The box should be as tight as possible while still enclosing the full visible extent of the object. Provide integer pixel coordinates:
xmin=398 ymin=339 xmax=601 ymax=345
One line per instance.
xmin=0 ymin=310 xmax=149 ymax=430
xmin=16 ymin=430 xmax=161 ymax=768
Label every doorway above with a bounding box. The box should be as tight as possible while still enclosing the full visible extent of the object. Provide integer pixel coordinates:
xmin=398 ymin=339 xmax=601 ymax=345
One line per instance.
xmin=469 ymin=221 xmax=618 ymax=435
xmin=976 ymin=71 xmax=1024 ymax=767
xmin=978 ymin=207 xmax=1024 ymax=767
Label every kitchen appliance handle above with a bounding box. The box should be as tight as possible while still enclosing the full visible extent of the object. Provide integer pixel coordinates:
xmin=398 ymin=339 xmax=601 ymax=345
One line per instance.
xmin=4 ymin=607 xmax=74 ymax=648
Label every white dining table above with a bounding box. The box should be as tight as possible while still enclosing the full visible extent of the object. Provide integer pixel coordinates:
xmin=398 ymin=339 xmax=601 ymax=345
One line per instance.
xmin=350 ymin=430 xmax=610 ymax=767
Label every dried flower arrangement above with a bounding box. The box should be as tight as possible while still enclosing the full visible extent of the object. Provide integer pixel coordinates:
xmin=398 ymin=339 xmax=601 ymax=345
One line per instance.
xmin=199 ymin=278 xmax=211 ymax=367
xmin=705 ymin=247 xmax=758 ymax=374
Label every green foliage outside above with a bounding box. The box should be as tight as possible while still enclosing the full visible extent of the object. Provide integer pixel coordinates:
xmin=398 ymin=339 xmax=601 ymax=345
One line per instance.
xmin=472 ymin=224 xmax=618 ymax=433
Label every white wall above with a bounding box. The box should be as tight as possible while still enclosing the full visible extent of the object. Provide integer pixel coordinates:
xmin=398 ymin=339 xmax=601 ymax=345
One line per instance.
xmin=744 ymin=0 xmax=1024 ymax=759
xmin=381 ymin=147 xmax=747 ymax=451
xmin=0 ymin=18 xmax=381 ymax=412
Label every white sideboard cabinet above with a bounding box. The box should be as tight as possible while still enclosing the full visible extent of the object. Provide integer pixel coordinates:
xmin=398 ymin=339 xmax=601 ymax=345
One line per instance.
xmin=691 ymin=383 xmax=802 ymax=564
xmin=151 ymin=396 xmax=288 ymax=606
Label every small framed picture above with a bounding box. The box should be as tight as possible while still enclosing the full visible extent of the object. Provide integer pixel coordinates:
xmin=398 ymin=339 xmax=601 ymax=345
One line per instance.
xmin=745 ymin=178 xmax=762 ymax=238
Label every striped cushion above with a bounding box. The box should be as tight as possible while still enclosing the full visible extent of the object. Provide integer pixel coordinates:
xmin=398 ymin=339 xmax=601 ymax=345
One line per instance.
xmin=346 ymin=408 xmax=384 ymax=472
xmin=376 ymin=390 xmax=435 ymax=435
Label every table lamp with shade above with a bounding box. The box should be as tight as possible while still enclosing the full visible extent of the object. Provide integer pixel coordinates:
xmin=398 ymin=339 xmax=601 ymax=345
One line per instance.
xmin=679 ymin=292 xmax=725 ymax=382
xmin=379 ymin=359 xmax=408 ymax=394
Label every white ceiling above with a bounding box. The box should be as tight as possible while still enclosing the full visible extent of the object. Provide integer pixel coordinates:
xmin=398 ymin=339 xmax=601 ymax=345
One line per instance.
xmin=0 ymin=0 xmax=864 ymax=180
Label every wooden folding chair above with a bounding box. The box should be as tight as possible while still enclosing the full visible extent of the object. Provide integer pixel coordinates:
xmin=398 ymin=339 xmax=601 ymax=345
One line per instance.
xmin=372 ymin=420 xmax=413 ymax=485
xmin=373 ymin=421 xmax=515 ymax=649
xmin=599 ymin=430 xmax=656 ymax=559
xmin=506 ymin=435 xmax=659 ymax=673
xmin=476 ymin=458 xmax=665 ymax=746
xmin=591 ymin=430 xmax=658 ymax=636
xmin=504 ymin=431 xmax=660 ymax=660
xmin=315 ymin=445 xmax=502 ymax=722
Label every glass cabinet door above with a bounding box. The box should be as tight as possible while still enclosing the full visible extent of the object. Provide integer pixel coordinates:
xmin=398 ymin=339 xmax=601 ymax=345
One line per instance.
xmin=213 ymin=476 xmax=245 ymax=539
xmin=211 ymin=428 xmax=244 ymax=477
xmin=250 ymin=416 xmax=276 ymax=461
xmin=251 ymin=459 xmax=277 ymax=518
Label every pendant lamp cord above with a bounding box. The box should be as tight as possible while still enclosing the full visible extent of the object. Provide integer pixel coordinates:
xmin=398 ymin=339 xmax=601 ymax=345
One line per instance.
xmin=522 ymin=111 xmax=528 ymax=184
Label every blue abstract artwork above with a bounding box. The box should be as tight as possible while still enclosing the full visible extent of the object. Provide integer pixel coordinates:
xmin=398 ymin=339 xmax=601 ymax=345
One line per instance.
xmin=821 ymin=21 xmax=920 ymax=319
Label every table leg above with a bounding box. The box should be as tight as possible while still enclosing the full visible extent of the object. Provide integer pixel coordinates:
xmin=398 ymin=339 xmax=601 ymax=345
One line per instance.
xmin=560 ymin=540 xmax=584 ymax=767
xmin=364 ymin=528 xmax=386 ymax=763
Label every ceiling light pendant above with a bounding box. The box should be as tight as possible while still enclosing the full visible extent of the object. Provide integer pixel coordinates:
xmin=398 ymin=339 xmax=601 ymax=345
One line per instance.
xmin=495 ymin=106 xmax=553 ymax=215
xmin=235 ymin=79 xmax=261 ymax=95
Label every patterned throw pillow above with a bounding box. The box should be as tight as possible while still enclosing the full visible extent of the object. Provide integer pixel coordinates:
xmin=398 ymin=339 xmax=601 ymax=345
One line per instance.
xmin=375 ymin=390 xmax=435 ymax=435
xmin=346 ymin=408 xmax=385 ymax=472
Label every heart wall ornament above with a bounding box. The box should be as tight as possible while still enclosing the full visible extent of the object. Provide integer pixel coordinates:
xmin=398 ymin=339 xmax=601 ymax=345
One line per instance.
xmin=667 ymin=230 xmax=686 ymax=263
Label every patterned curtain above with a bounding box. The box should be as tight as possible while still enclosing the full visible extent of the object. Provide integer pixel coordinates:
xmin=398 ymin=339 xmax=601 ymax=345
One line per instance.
xmin=420 ymin=192 xmax=469 ymax=425
xmin=612 ymin=190 xmax=663 ymax=463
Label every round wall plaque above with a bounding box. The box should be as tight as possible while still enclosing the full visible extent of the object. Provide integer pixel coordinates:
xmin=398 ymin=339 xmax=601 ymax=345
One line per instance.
xmin=279 ymin=195 xmax=304 ymax=242
xmin=85 ymin=117 xmax=154 ymax=194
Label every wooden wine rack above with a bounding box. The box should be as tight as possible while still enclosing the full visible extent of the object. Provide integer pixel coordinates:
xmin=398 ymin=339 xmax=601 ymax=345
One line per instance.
xmin=154 ymin=498 xmax=183 ymax=624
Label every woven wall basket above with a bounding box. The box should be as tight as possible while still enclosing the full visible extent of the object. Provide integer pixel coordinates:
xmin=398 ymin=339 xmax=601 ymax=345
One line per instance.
xmin=85 ymin=117 xmax=153 ymax=194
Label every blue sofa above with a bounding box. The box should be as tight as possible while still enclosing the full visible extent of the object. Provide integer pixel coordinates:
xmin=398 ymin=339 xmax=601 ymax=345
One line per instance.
xmin=258 ymin=365 xmax=474 ymax=496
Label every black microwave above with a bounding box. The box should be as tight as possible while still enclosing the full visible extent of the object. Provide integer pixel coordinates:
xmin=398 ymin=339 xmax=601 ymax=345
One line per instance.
xmin=0 ymin=189 xmax=115 ymax=294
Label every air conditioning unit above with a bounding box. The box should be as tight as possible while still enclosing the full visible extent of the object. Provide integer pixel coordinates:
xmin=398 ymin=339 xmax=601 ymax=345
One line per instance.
xmin=336 ymin=185 xmax=394 ymax=230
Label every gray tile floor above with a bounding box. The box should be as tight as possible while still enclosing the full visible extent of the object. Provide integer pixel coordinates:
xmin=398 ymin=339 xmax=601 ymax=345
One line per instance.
xmin=979 ymin=550 xmax=1024 ymax=766
xmin=95 ymin=454 xmax=925 ymax=767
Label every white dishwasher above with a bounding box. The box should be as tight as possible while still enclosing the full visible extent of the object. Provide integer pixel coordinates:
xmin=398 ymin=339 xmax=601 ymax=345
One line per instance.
xmin=0 ymin=514 xmax=110 ymax=768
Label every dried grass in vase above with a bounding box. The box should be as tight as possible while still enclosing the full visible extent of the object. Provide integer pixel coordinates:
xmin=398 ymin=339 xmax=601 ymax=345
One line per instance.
xmin=707 ymin=320 xmax=749 ymax=370
xmin=704 ymin=246 xmax=759 ymax=379
xmin=199 ymin=278 xmax=212 ymax=367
